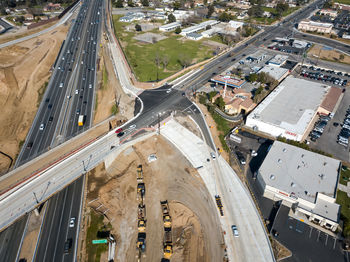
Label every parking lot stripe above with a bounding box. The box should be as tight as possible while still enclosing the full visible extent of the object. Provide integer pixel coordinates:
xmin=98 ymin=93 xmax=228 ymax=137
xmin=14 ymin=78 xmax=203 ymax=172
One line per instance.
xmin=309 ymin=227 xmax=313 ymax=238
xmin=333 ymin=238 xmax=337 ymax=250
xmin=317 ymin=230 xmax=321 ymax=242
xmin=325 ymin=234 xmax=328 ymax=246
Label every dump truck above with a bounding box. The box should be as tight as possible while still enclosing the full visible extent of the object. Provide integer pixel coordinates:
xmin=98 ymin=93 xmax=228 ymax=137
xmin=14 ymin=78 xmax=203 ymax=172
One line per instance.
xmin=138 ymin=204 xmax=146 ymax=220
xmin=215 ymin=195 xmax=224 ymax=216
xmin=163 ymin=230 xmax=172 ymax=244
xmin=137 ymin=165 xmax=143 ymax=182
xmin=137 ymin=232 xmax=146 ymax=252
xmin=78 ymin=115 xmax=85 ymax=126
xmin=160 ymin=200 xmax=172 ymax=231
xmin=138 ymin=219 xmax=146 ymax=233
xmin=163 ymin=230 xmax=173 ymax=259
xmin=137 ymin=183 xmax=145 ymax=204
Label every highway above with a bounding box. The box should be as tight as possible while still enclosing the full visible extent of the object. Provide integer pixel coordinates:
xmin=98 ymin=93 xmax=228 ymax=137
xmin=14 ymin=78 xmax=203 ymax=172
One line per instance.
xmin=0 ymin=0 xmax=103 ymax=261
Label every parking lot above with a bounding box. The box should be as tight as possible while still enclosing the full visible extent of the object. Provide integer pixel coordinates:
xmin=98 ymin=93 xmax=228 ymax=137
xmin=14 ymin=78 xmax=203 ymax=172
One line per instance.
xmin=272 ymin=206 xmax=348 ymax=262
xmin=299 ymin=65 xmax=350 ymax=87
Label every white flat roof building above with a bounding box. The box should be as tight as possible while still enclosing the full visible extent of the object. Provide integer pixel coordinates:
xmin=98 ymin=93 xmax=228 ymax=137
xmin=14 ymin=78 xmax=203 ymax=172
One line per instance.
xmin=228 ymin=20 xmax=244 ymax=30
xmin=246 ymin=76 xmax=330 ymax=141
xmin=159 ymin=22 xmax=181 ymax=31
xmin=259 ymin=65 xmax=289 ymax=82
xmin=180 ymin=20 xmax=219 ymax=36
xmin=268 ymin=54 xmax=288 ymax=66
xmin=257 ymin=141 xmax=340 ymax=231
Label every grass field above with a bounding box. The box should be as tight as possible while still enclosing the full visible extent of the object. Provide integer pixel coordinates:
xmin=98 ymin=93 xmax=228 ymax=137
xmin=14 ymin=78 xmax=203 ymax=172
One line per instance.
xmin=85 ymin=210 xmax=111 ymax=262
xmin=340 ymin=167 xmax=350 ymax=185
xmin=335 ymin=0 xmax=350 ymax=4
xmin=112 ymin=15 xmax=215 ymax=82
xmin=336 ymin=190 xmax=350 ymax=237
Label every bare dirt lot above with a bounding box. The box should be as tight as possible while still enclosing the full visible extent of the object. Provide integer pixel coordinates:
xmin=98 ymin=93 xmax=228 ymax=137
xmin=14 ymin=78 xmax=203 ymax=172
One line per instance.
xmin=93 ymin=39 xmax=135 ymax=126
xmin=0 ymin=23 xmax=69 ymax=174
xmin=81 ymin=134 xmax=225 ymax=262
xmin=308 ymin=44 xmax=350 ymax=64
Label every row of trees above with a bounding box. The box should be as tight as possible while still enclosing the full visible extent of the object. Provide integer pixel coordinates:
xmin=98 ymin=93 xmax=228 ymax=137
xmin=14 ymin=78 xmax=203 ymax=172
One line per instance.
xmin=114 ymin=0 xmax=149 ymax=8
xmin=248 ymin=1 xmax=289 ymax=19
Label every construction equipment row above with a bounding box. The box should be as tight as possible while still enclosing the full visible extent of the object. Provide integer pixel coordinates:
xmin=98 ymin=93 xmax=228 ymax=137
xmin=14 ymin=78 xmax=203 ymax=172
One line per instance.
xmin=136 ymin=165 xmax=146 ymax=260
xmin=161 ymin=200 xmax=173 ymax=261
xmin=215 ymin=195 xmax=224 ymax=216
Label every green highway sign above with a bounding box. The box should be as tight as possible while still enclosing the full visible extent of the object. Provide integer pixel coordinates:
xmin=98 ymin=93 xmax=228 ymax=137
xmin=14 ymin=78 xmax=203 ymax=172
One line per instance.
xmin=92 ymin=239 xmax=107 ymax=244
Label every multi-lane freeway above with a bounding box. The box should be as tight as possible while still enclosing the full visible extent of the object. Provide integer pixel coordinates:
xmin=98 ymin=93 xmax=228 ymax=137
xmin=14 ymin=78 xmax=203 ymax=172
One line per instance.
xmin=0 ymin=0 xmax=103 ymax=261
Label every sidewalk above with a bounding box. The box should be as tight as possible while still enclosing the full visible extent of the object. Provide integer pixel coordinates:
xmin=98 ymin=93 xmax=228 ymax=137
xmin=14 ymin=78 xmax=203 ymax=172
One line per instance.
xmin=161 ymin=119 xmax=275 ymax=262
xmin=338 ymin=183 xmax=350 ymax=197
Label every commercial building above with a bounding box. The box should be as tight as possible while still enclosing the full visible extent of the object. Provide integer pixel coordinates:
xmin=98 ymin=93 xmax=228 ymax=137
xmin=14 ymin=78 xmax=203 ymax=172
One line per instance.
xmin=246 ymin=50 xmax=267 ymax=62
xmin=120 ymin=12 xmax=145 ymax=22
xmin=246 ymin=76 xmax=332 ymax=141
xmin=211 ymin=75 xmax=246 ymax=88
xmin=186 ymin=32 xmax=203 ymax=41
xmin=228 ymin=20 xmax=244 ymax=31
xmin=159 ymin=22 xmax=181 ymax=31
xmin=256 ymin=141 xmax=341 ymax=232
xmin=180 ymin=20 xmax=219 ymax=36
xmin=298 ymin=20 xmax=333 ymax=34
xmin=267 ymin=54 xmax=288 ymax=66
xmin=319 ymin=9 xmax=338 ymax=18
xmin=258 ymin=65 xmax=289 ymax=82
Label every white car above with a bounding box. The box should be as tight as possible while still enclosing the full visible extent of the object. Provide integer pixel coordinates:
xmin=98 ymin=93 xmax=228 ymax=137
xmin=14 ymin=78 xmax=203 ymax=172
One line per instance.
xmin=69 ymin=217 xmax=76 ymax=228
xmin=39 ymin=123 xmax=45 ymax=131
xmin=89 ymin=84 xmax=92 ymax=89
xmin=75 ymin=90 xmax=79 ymax=95
xmin=231 ymin=225 xmax=239 ymax=237
xmin=129 ymin=124 xmax=136 ymax=130
xmin=210 ymin=152 xmax=216 ymax=160
xmin=59 ymin=83 xmax=63 ymax=88
xmin=166 ymin=89 xmax=171 ymax=93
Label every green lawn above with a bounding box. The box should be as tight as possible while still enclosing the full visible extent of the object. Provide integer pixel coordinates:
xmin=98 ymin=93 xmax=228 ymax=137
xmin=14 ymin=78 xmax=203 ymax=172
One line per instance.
xmin=112 ymin=15 xmax=214 ymax=82
xmin=340 ymin=167 xmax=350 ymax=185
xmin=335 ymin=0 xmax=350 ymax=4
xmin=336 ymin=190 xmax=350 ymax=237
xmin=85 ymin=211 xmax=111 ymax=262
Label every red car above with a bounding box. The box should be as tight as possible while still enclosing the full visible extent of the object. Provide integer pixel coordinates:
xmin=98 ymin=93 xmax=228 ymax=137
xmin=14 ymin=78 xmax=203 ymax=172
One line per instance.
xmin=115 ymin=128 xmax=123 ymax=134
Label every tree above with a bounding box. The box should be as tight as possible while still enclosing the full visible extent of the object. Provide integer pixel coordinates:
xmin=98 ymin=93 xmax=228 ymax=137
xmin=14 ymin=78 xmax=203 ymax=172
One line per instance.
xmin=207 ymin=4 xmax=214 ymax=17
xmin=215 ymin=96 xmax=225 ymax=110
xmin=135 ymin=24 xmax=142 ymax=31
xmin=175 ymin=27 xmax=181 ymax=34
xmin=162 ymin=55 xmax=169 ymax=69
xmin=168 ymin=13 xmax=176 ymax=23
xmin=218 ymin=12 xmax=231 ymax=22
xmin=323 ymin=0 xmax=332 ymax=8
xmin=208 ymin=91 xmax=217 ymax=100
xmin=141 ymin=0 xmax=149 ymax=6
xmin=173 ymin=1 xmax=181 ymax=10
xmin=154 ymin=52 xmax=161 ymax=80
xmin=276 ymin=1 xmax=289 ymax=16
xmin=127 ymin=0 xmax=134 ymax=7
xmin=248 ymin=5 xmax=263 ymax=18
xmin=248 ymin=73 xmax=258 ymax=82
xmin=178 ymin=54 xmax=191 ymax=68
xmin=115 ymin=0 xmax=124 ymax=8
xmin=340 ymin=54 xmax=345 ymax=60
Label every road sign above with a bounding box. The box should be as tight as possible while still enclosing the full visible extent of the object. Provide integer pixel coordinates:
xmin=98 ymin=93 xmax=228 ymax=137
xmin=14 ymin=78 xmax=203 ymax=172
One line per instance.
xmin=92 ymin=239 xmax=108 ymax=244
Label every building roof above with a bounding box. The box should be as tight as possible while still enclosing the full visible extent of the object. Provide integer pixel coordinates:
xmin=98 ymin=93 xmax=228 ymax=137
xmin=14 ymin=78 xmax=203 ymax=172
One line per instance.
xmin=228 ymin=20 xmax=244 ymax=29
xmin=248 ymin=76 xmax=329 ymax=136
xmin=181 ymin=20 xmax=219 ymax=35
xmin=259 ymin=141 xmax=340 ymax=203
xmin=268 ymin=54 xmax=289 ymax=66
xmin=299 ymin=20 xmax=333 ymax=28
xmin=187 ymin=32 xmax=202 ymax=39
xmin=320 ymin=87 xmax=343 ymax=113
xmin=159 ymin=22 xmax=181 ymax=30
xmin=259 ymin=65 xmax=289 ymax=80
xmin=211 ymin=75 xmax=246 ymax=88
xmin=240 ymin=97 xmax=255 ymax=109
xmin=246 ymin=50 xmax=266 ymax=60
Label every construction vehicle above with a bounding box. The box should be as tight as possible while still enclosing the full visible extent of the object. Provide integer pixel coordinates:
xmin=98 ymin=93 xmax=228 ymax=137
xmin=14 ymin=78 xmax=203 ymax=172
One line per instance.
xmin=78 ymin=115 xmax=85 ymax=126
xmin=160 ymin=200 xmax=172 ymax=231
xmin=215 ymin=195 xmax=224 ymax=216
xmin=138 ymin=204 xmax=146 ymax=220
xmin=137 ymin=183 xmax=145 ymax=204
xmin=163 ymin=228 xmax=173 ymax=259
xmin=136 ymin=232 xmax=146 ymax=252
xmin=138 ymin=219 xmax=146 ymax=233
xmin=163 ymin=244 xmax=173 ymax=260
xmin=137 ymin=165 xmax=143 ymax=182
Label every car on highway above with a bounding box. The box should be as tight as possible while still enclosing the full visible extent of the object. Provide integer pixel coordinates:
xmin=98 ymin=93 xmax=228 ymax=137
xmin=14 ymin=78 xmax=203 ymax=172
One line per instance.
xmin=89 ymin=84 xmax=92 ymax=89
xmin=129 ymin=124 xmax=136 ymax=130
xmin=26 ymin=142 xmax=33 ymax=149
xmin=49 ymin=116 xmax=53 ymax=122
xmin=48 ymin=104 xmax=52 ymax=109
xmin=117 ymin=131 xmax=125 ymax=137
xmin=64 ymin=238 xmax=72 ymax=253
xmin=166 ymin=89 xmax=171 ymax=93
xmin=115 ymin=128 xmax=123 ymax=134
xmin=75 ymin=90 xmax=79 ymax=95
xmin=59 ymin=82 xmax=63 ymax=88
xmin=45 ymin=98 xmax=50 ymax=103
xmin=210 ymin=152 xmax=216 ymax=160
xmin=231 ymin=225 xmax=239 ymax=237
xmin=76 ymin=109 xmax=80 ymax=115
xmin=69 ymin=217 xmax=76 ymax=228
xmin=39 ymin=124 xmax=45 ymax=131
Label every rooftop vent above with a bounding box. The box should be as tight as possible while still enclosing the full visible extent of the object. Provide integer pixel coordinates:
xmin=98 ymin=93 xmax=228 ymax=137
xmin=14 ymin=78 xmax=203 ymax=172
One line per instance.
xmin=291 ymin=182 xmax=296 ymax=187
xmin=270 ymin=174 xmax=275 ymax=180
xmin=323 ymin=162 xmax=327 ymax=166
xmin=301 ymin=154 xmax=304 ymax=158
xmin=319 ymin=174 xmax=325 ymax=180
xmin=283 ymin=148 xmax=287 ymax=152
xmin=278 ymin=159 xmax=282 ymax=163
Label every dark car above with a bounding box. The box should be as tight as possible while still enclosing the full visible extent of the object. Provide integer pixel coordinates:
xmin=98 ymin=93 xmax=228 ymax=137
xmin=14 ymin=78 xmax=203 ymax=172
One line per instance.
xmin=64 ymin=238 xmax=72 ymax=253
xmin=45 ymin=98 xmax=50 ymax=103
xmin=49 ymin=116 xmax=53 ymax=122
xmin=333 ymin=122 xmax=339 ymax=127
xmin=26 ymin=142 xmax=33 ymax=149
xmin=117 ymin=131 xmax=125 ymax=137
xmin=48 ymin=104 xmax=53 ymax=109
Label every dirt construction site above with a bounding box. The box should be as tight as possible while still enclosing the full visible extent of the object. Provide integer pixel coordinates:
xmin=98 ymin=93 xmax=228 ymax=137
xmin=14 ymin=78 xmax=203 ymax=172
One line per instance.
xmin=80 ymin=133 xmax=226 ymax=262
xmin=0 ymin=22 xmax=69 ymax=174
